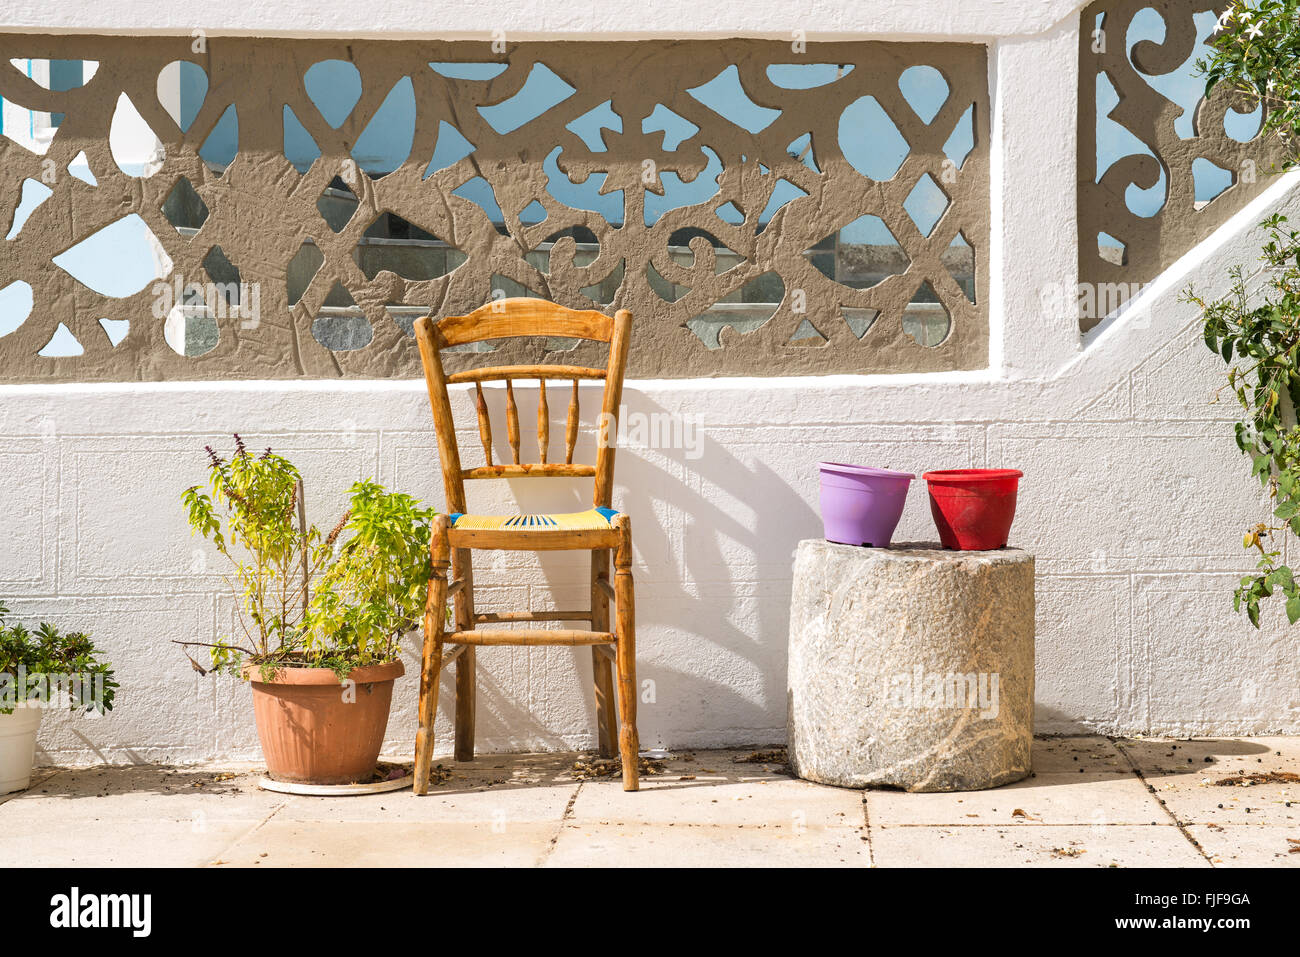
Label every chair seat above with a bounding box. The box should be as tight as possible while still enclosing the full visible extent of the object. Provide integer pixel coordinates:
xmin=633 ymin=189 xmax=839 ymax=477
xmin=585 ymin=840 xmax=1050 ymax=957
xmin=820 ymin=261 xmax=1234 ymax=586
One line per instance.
xmin=448 ymin=506 xmax=618 ymax=531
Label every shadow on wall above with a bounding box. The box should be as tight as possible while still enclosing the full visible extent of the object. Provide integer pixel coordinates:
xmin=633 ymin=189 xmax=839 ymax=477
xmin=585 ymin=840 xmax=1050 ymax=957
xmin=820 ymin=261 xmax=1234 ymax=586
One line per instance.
xmin=606 ymin=394 xmax=819 ymax=747
xmin=1033 ymin=704 xmax=1104 ymax=737
xmin=406 ymin=388 xmax=820 ymax=753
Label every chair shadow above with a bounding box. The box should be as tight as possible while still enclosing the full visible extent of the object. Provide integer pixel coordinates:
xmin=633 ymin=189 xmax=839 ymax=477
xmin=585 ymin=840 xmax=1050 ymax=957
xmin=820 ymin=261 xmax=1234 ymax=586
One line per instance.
xmin=432 ymin=387 xmax=817 ymax=754
xmin=413 ymin=746 xmax=797 ymax=796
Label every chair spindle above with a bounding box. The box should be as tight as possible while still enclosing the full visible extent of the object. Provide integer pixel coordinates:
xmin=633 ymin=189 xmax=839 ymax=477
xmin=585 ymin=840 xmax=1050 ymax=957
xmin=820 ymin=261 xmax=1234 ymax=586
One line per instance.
xmin=565 ymin=378 xmax=580 ymax=465
xmin=474 ymin=381 xmax=493 ymax=467
xmin=506 ymin=378 xmax=521 ymax=465
xmin=537 ymin=379 xmax=549 ymax=464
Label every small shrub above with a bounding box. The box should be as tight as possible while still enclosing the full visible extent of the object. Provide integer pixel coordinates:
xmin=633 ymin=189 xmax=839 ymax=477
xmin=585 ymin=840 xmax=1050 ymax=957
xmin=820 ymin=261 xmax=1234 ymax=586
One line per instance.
xmin=0 ymin=601 xmax=117 ymax=714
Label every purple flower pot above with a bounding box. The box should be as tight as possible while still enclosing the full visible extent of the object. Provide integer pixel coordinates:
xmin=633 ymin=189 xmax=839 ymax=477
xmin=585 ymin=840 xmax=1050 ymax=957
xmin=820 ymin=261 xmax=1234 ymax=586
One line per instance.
xmin=818 ymin=462 xmax=915 ymax=547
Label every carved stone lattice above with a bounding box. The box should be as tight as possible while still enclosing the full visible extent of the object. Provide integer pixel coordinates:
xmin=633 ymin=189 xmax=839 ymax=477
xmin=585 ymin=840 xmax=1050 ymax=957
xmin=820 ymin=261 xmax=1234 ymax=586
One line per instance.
xmin=0 ymin=36 xmax=989 ymax=381
xmin=1078 ymin=0 xmax=1288 ymax=331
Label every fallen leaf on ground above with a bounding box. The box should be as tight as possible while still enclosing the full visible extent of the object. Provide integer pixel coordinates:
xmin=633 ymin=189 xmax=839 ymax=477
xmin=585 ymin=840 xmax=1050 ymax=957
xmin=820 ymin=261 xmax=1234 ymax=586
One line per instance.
xmin=734 ymin=749 xmax=787 ymax=764
xmin=1214 ymin=771 xmax=1300 ymax=787
xmin=570 ymin=756 xmax=665 ymax=780
xmin=373 ymin=761 xmax=428 ymax=784
xmin=1051 ymin=846 xmax=1086 ymax=858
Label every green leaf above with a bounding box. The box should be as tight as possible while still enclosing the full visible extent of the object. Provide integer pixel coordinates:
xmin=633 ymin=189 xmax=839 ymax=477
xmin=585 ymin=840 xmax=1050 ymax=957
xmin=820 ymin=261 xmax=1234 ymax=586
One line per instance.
xmin=1287 ymin=595 xmax=1300 ymax=624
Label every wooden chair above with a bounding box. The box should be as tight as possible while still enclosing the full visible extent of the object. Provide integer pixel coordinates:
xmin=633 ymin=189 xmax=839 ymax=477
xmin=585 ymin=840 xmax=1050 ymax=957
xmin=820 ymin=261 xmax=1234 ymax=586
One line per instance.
xmin=411 ymin=298 xmax=640 ymax=793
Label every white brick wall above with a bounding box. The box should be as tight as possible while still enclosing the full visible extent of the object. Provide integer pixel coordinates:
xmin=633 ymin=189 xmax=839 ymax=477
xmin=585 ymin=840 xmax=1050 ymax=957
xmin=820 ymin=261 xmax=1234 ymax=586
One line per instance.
xmin=3 ymin=1 xmax=1300 ymax=763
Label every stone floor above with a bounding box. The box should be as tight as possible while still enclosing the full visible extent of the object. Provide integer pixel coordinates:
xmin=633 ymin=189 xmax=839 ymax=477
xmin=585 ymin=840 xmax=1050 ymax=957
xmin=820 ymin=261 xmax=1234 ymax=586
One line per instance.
xmin=2 ymin=735 xmax=1297 ymax=867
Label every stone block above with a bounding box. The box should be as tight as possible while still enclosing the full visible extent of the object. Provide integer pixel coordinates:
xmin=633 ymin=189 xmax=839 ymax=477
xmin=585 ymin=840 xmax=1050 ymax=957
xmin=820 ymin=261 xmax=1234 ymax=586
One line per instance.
xmin=787 ymin=539 xmax=1034 ymax=791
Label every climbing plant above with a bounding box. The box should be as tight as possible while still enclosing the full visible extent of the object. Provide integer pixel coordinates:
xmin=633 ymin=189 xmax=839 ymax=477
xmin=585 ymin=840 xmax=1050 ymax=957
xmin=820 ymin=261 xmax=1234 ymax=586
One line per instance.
xmin=1191 ymin=1 xmax=1300 ymax=625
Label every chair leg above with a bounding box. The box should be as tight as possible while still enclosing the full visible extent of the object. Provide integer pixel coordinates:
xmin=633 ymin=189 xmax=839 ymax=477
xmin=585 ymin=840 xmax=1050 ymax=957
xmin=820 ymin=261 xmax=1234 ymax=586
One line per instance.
xmin=452 ymin=546 xmax=477 ymax=762
xmin=414 ymin=516 xmax=451 ymax=795
xmin=591 ymin=548 xmax=618 ymax=758
xmin=613 ymin=517 xmax=640 ymax=791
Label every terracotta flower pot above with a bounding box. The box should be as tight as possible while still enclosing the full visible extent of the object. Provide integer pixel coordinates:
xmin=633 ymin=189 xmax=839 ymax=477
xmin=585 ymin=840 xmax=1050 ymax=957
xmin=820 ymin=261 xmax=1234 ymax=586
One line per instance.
xmin=245 ymin=660 xmax=405 ymax=785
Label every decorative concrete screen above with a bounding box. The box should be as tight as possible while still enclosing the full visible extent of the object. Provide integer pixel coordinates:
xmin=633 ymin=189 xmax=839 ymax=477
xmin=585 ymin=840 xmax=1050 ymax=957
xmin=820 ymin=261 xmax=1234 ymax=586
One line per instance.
xmin=1078 ymin=0 xmax=1288 ymax=331
xmin=0 ymin=36 xmax=989 ymax=381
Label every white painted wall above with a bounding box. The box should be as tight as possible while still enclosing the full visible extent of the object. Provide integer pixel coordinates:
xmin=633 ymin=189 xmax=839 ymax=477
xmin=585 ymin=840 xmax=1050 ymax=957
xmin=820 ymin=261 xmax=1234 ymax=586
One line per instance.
xmin=0 ymin=0 xmax=1088 ymax=41
xmin=4 ymin=1 xmax=1300 ymax=765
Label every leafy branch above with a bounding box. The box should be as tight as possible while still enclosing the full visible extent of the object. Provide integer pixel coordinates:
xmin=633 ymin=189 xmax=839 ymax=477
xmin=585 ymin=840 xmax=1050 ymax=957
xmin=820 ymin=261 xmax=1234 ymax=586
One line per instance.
xmin=1186 ymin=2 xmax=1300 ymax=625
xmin=1199 ymin=1 xmax=1300 ymax=169
xmin=181 ymin=437 xmax=436 ymax=677
xmin=1189 ymin=215 xmax=1300 ymax=625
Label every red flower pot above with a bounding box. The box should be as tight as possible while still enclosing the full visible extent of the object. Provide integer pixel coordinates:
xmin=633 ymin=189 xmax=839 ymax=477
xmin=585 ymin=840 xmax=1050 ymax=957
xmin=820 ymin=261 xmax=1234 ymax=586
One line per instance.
xmin=922 ymin=469 xmax=1023 ymax=550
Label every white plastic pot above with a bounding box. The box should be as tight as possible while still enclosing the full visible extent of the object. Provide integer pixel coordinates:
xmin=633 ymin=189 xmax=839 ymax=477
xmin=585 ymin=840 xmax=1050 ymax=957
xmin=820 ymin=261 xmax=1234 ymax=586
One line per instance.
xmin=0 ymin=706 xmax=44 ymax=795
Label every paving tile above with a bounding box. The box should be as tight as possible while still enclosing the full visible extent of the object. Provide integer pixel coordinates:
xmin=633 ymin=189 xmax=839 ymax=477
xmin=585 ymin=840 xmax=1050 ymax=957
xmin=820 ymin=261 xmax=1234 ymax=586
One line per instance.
xmin=866 ymin=736 xmax=1163 ymax=826
xmin=1116 ymin=737 xmax=1300 ymax=826
xmin=0 ymin=767 xmax=63 ymax=808
xmin=870 ymin=825 xmax=1209 ymax=868
xmin=545 ymin=823 xmax=870 ymax=867
xmin=0 ymin=765 xmax=283 ymax=825
xmin=215 ymin=821 xmax=557 ymax=867
xmin=556 ymin=747 xmax=794 ymax=784
xmin=0 ymin=820 xmax=261 ymax=867
xmin=435 ymin=751 xmax=582 ymax=779
xmin=1032 ymin=736 xmax=1134 ymax=774
xmin=571 ymin=773 xmax=863 ymax=829
xmin=4 ymin=741 xmax=1294 ymax=868
xmin=1187 ymin=825 xmax=1300 ymax=867
xmin=563 ymin=747 xmax=860 ymax=830
xmin=1115 ymin=735 xmax=1300 ymax=780
xmin=276 ymin=778 xmax=577 ymax=825
xmin=866 ymin=777 xmax=1165 ymax=827
xmin=280 ymin=750 xmax=828 ymax=828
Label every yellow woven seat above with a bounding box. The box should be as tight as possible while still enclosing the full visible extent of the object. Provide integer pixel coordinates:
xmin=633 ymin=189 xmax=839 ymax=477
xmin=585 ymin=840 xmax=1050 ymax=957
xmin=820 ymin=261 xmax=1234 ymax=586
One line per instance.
xmin=448 ymin=507 xmax=618 ymax=531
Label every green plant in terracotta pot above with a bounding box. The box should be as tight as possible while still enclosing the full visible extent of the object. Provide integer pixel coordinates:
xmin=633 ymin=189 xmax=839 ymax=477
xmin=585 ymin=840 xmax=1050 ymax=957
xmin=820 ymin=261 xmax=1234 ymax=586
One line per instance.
xmin=181 ymin=436 xmax=434 ymax=785
xmin=0 ymin=604 xmax=117 ymax=794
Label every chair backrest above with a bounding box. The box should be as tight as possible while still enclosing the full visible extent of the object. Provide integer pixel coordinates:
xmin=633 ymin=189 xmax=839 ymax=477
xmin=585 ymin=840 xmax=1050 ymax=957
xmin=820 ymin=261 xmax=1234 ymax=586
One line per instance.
xmin=413 ymin=298 xmax=632 ymax=515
